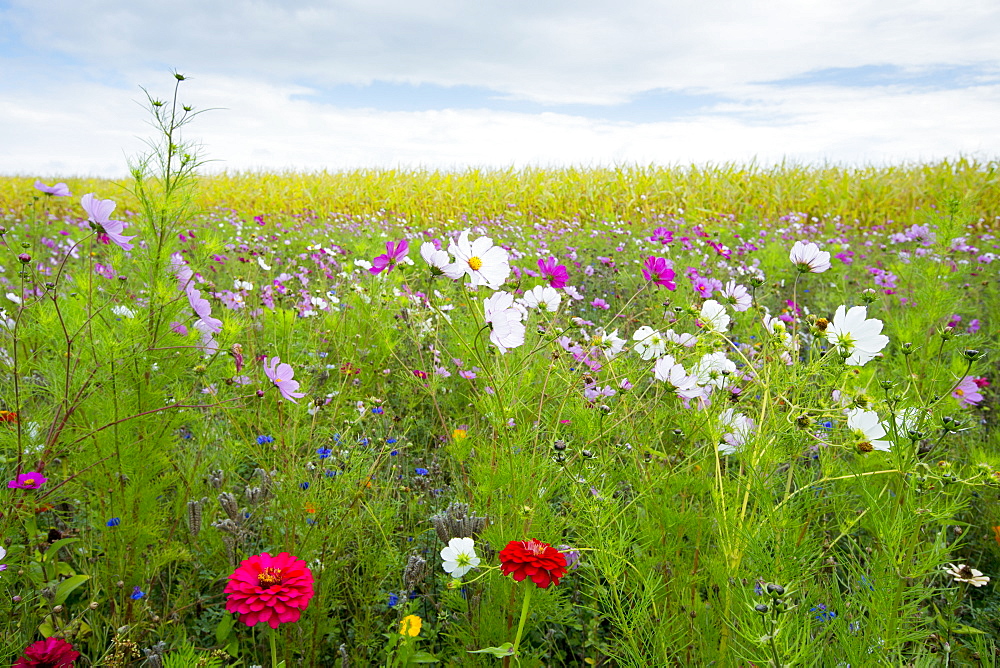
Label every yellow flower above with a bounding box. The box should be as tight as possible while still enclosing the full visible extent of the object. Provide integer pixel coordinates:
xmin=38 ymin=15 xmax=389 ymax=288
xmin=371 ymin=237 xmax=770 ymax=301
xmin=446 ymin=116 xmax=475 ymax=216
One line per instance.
xmin=399 ymin=614 xmax=422 ymax=637
xmin=452 ymin=428 xmax=467 ymax=441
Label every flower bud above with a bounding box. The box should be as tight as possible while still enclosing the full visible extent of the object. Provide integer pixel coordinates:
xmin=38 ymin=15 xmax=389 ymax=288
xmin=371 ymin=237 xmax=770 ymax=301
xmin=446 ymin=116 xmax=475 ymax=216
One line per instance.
xmin=766 ymin=583 xmax=785 ymax=596
xmin=755 ymin=603 xmax=769 ymax=614
xmin=901 ymin=342 xmax=913 ymax=354
xmin=962 ymin=348 xmax=982 ymax=361
xmin=17 ymin=253 xmax=31 ymax=264
xmin=860 ymin=288 xmax=877 ymax=304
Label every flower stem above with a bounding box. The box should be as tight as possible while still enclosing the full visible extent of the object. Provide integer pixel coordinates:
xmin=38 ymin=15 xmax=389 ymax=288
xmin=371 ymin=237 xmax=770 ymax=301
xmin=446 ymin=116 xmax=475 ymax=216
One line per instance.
xmin=270 ymin=628 xmax=278 ymax=668
xmin=511 ymin=585 xmax=533 ymax=658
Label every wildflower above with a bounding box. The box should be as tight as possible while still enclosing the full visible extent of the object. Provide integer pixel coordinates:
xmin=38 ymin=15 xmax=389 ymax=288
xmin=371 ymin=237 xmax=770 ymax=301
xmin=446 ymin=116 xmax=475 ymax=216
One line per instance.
xmin=372 ymin=406 xmax=384 ymax=414
xmin=13 ymin=637 xmax=80 ymax=667
xmin=316 ymin=447 xmax=332 ymax=459
xmin=484 ymin=291 xmax=526 ymax=353
xmin=419 ymin=241 xmax=450 ymax=274
xmin=632 ymin=326 xmax=667 ymax=360
xmin=224 ymin=552 xmax=315 ymax=628
xmin=846 ymin=408 xmax=891 ymax=452
xmin=34 ymin=180 xmax=71 ymax=197
xmin=720 ymin=280 xmax=752 ymax=311
xmin=810 ymin=603 xmax=837 ymax=622
xmin=412 ymin=369 xmax=428 ymax=379
xmin=558 ymin=545 xmax=581 ymax=570
xmin=590 ymin=297 xmax=610 ymax=310
xmin=256 ymin=435 xmax=274 ymax=445
xmin=699 ymin=300 xmax=731 ymax=334
xmin=537 ymin=257 xmax=569 ymax=288
xmin=952 ymin=376 xmax=984 ymax=407
xmin=944 ymin=563 xmax=990 ymax=587
xmin=593 ymin=328 xmax=626 ymax=359
xmin=130 ymin=586 xmax=146 ymax=600
xmin=440 ymin=537 xmax=481 ymax=578
xmin=7 ymin=472 xmax=47 ymax=489
xmin=263 ymin=357 xmax=306 ymax=403
xmin=519 ymin=285 xmax=561 ymax=312
xmin=452 ymin=428 xmax=467 ymax=440
xmin=106 ymin=517 xmax=121 ymax=527
xmin=649 ymin=227 xmax=673 ymax=244
xmin=415 ymin=468 xmax=429 ymax=476
xmin=789 ymin=240 xmax=831 ymax=273
xmin=387 ymin=592 xmax=399 ymax=607
xmin=825 ymin=305 xmax=889 ymax=366
xmin=442 ymin=230 xmax=510 ymax=289
xmin=80 ymin=193 xmax=136 ymax=251
xmin=690 ymin=352 xmax=736 ymax=389
xmin=370 ymin=239 xmax=409 ymax=275
xmin=499 ymin=539 xmax=568 ymax=588
xmin=399 ymin=614 xmax=422 ymax=637
xmin=718 ymin=408 xmax=755 ymax=455
xmin=0 ymin=410 xmax=17 ymax=423
xmin=641 ymin=256 xmax=676 ymax=290
xmin=0 ymin=545 xmax=6 ymax=572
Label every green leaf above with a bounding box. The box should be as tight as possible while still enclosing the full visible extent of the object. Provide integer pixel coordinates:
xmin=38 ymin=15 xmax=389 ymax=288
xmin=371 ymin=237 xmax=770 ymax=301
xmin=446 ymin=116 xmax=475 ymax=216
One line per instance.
xmin=952 ymin=624 xmax=988 ymax=635
xmin=215 ymin=612 xmax=234 ymax=644
xmin=406 ymin=650 xmax=439 ymax=664
xmin=468 ymin=643 xmax=515 ymax=658
xmin=53 ymin=574 xmax=90 ymax=606
xmin=42 ymin=538 xmax=81 ymax=561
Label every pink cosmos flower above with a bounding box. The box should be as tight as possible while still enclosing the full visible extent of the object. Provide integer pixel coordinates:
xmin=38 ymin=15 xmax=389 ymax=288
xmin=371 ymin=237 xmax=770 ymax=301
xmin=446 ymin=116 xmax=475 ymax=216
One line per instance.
xmin=370 ymin=239 xmax=409 ymax=275
xmin=80 ymin=194 xmax=136 ymax=251
xmin=537 ymin=257 xmax=569 ymax=289
xmin=34 ymin=181 xmax=71 ymax=197
xmin=590 ymin=298 xmax=610 ymax=310
xmin=649 ymin=227 xmax=674 ymax=244
xmin=952 ymin=376 xmax=984 ymax=406
xmin=8 ymin=471 xmax=48 ymax=489
xmin=641 ymin=256 xmax=676 ymax=290
xmin=789 ymin=240 xmax=831 ymax=273
xmin=263 ymin=357 xmax=306 ymax=403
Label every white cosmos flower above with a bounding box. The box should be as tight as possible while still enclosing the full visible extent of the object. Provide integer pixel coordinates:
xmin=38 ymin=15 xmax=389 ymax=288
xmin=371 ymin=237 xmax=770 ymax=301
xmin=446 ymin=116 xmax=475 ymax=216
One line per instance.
xmin=719 ymin=408 xmax=755 ymax=455
xmin=826 ymin=305 xmax=890 ymax=366
xmin=700 ymin=299 xmax=731 ymax=334
xmin=484 ymin=292 xmax=526 ymax=353
xmin=846 ymin=407 xmax=891 ymax=452
xmin=944 ymin=563 xmax=990 ymax=587
xmin=440 ymin=537 xmax=481 ymax=578
xmin=420 ymin=241 xmax=451 ymax=273
xmin=691 ymin=351 xmax=736 ymax=389
xmin=632 ymin=326 xmax=667 ymax=360
xmin=519 ymin=285 xmax=561 ymax=312
xmin=593 ymin=328 xmax=626 ymax=359
xmin=665 ymin=329 xmax=698 ymax=347
xmin=443 ymin=230 xmax=511 ymax=289
xmin=721 ymin=280 xmax=752 ymax=311
xmin=789 ymin=240 xmax=832 ymax=273
xmin=484 ymin=291 xmax=517 ymax=321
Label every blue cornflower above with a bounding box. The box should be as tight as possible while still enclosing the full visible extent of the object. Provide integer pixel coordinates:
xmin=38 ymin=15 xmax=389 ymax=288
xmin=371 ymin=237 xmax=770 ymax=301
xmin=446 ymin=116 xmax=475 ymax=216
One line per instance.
xmin=106 ymin=517 xmax=121 ymax=527
xmin=390 ymin=450 xmax=399 ymax=456
xmin=324 ymin=469 xmax=342 ymax=477
xmin=257 ymin=435 xmax=274 ymax=445
xmin=386 ymin=437 xmax=397 ymax=444
xmin=300 ymin=482 xmax=310 ymax=490
xmin=358 ymin=437 xmax=370 ymax=446
xmin=130 ymin=586 xmax=146 ymax=600
xmin=372 ymin=407 xmax=383 ymax=415
xmin=810 ymin=604 xmax=837 ymax=622
xmin=387 ymin=593 xmax=399 ymax=607
xmin=820 ymin=421 xmax=833 ymax=430
xmin=316 ymin=447 xmax=333 ymax=459
xmin=415 ymin=468 xmax=429 ymax=476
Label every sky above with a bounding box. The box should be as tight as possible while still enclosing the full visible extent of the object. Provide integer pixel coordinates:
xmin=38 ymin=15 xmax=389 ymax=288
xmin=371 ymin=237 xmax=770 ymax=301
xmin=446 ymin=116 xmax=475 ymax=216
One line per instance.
xmin=1 ymin=0 xmax=999 ymax=177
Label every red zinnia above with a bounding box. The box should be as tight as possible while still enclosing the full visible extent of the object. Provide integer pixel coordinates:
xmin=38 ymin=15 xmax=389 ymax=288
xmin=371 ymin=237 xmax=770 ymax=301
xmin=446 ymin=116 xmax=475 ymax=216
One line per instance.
xmin=14 ymin=637 xmax=80 ymax=667
xmin=224 ymin=552 xmax=314 ymax=628
xmin=499 ymin=539 xmax=568 ymax=588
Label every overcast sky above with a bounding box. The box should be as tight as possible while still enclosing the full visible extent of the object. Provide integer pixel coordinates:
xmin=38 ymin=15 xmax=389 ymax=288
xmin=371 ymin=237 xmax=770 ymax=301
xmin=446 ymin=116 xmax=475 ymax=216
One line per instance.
xmin=1 ymin=0 xmax=998 ymax=177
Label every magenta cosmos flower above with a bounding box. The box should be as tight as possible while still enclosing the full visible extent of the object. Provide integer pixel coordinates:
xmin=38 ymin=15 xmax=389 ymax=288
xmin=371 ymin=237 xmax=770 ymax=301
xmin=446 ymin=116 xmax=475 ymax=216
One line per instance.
xmin=641 ymin=256 xmax=676 ymax=290
xmin=81 ymin=194 xmax=136 ymax=251
xmin=225 ymin=552 xmax=314 ymax=628
xmin=8 ymin=471 xmax=48 ymax=489
xmin=952 ymin=376 xmax=984 ymax=406
xmin=537 ymin=257 xmax=569 ymax=289
xmin=34 ymin=181 xmax=71 ymax=197
xmin=370 ymin=239 xmax=409 ymax=275
xmin=263 ymin=356 xmax=306 ymax=403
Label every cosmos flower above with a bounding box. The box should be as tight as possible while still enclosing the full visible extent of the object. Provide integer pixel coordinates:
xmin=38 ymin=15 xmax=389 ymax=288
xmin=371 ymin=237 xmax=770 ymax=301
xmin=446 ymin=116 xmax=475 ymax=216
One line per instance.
xmin=519 ymin=285 xmax=561 ymax=312
xmin=263 ymin=357 xmax=307 ymax=403
xmin=440 ymin=537 xmax=481 ymax=578
xmin=80 ymin=193 xmax=136 ymax=251
xmin=720 ymin=281 xmax=752 ymax=311
xmin=951 ymin=376 xmax=984 ymax=407
xmin=789 ymin=240 xmax=831 ymax=273
xmin=7 ymin=472 xmax=47 ymax=489
xmin=944 ymin=563 xmax=990 ymax=587
xmin=641 ymin=256 xmax=676 ymax=290
xmin=370 ymin=239 xmax=409 ymax=275
xmin=499 ymin=539 xmax=568 ymax=589
xmin=699 ymin=300 xmax=731 ymax=334
xmin=484 ymin=291 xmax=526 ymax=353
xmin=825 ymin=305 xmax=889 ymax=366
xmin=34 ymin=181 xmax=71 ymax=197
xmin=846 ymin=408 xmax=891 ymax=452
xmin=442 ymin=230 xmax=510 ymax=289
xmin=224 ymin=552 xmax=315 ymax=628
xmin=690 ymin=352 xmax=736 ymax=389
xmin=419 ymin=241 xmax=450 ymax=274
xmin=632 ymin=326 xmax=667 ymax=360
xmin=537 ymin=256 xmax=569 ymax=288
xmin=718 ymin=408 xmax=755 ymax=455
xmin=13 ymin=637 xmax=80 ymax=667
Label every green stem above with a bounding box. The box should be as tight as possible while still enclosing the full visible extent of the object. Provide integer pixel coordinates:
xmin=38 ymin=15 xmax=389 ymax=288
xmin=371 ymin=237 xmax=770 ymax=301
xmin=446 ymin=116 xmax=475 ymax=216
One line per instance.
xmin=511 ymin=585 xmax=533 ymax=658
xmin=270 ymin=627 xmax=278 ymax=668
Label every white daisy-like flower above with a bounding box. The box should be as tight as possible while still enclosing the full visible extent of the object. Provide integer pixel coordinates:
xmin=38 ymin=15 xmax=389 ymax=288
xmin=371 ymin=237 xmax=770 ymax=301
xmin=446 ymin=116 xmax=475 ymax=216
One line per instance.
xmin=846 ymin=407 xmax=891 ymax=452
xmin=593 ymin=328 xmax=626 ymax=359
xmin=519 ymin=285 xmax=561 ymax=312
xmin=720 ymin=280 xmax=752 ymax=312
xmin=482 ymin=295 xmax=525 ymax=354
xmin=944 ymin=563 xmax=990 ymax=587
xmin=420 ymin=241 xmax=451 ymax=273
xmin=718 ymin=408 xmax=755 ymax=455
xmin=700 ymin=300 xmax=731 ymax=334
xmin=440 ymin=537 xmax=481 ymax=578
xmin=789 ymin=240 xmax=832 ymax=273
xmin=484 ymin=291 xmax=517 ymax=322
xmin=112 ymin=305 xmax=137 ymax=318
xmin=690 ymin=351 xmax=736 ymax=389
xmin=826 ymin=305 xmax=889 ymax=366
xmin=632 ymin=326 xmax=667 ymax=360
xmin=665 ymin=329 xmax=698 ymax=347
xmin=442 ymin=230 xmax=511 ymax=289
xmin=653 ymin=357 xmax=701 ymax=395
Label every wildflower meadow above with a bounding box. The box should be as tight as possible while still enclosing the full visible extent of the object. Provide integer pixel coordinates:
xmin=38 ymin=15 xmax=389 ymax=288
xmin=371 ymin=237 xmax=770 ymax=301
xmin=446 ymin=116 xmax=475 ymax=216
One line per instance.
xmin=2 ymin=77 xmax=999 ymax=667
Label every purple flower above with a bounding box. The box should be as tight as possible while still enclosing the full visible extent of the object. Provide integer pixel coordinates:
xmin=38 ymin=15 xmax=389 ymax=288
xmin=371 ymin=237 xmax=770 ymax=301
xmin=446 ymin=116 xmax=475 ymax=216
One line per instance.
xmin=590 ymin=298 xmax=610 ymax=310
xmin=263 ymin=356 xmax=307 ymax=403
xmin=34 ymin=180 xmax=71 ymax=197
xmin=649 ymin=227 xmax=674 ymax=245
xmin=641 ymin=256 xmax=676 ymax=290
xmin=370 ymin=239 xmax=409 ymax=275
xmin=7 ymin=471 xmax=47 ymax=489
xmin=130 ymin=586 xmax=146 ymax=600
xmin=537 ymin=256 xmax=569 ymax=289
xmin=80 ymin=193 xmax=136 ymax=251
xmin=952 ymin=376 xmax=984 ymax=407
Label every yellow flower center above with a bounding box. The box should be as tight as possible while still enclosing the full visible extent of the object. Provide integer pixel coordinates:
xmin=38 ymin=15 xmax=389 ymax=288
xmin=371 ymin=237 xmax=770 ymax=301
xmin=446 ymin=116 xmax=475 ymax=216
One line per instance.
xmin=22 ymin=477 xmax=35 ymax=486
xmin=258 ymin=567 xmax=283 ymax=587
xmin=955 ymin=388 xmax=964 ymax=396
xmin=467 ymin=256 xmax=483 ymax=271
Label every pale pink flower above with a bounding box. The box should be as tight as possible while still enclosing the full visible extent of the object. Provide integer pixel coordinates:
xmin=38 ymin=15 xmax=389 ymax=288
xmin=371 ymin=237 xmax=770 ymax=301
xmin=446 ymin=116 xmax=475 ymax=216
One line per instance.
xmin=263 ymin=357 xmax=306 ymax=403
xmin=81 ymin=193 xmax=136 ymax=251
xmin=789 ymin=240 xmax=831 ymax=273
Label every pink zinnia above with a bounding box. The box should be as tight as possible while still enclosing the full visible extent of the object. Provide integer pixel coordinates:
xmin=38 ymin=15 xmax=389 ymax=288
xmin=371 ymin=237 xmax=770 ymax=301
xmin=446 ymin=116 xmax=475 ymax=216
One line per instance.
xmin=641 ymin=256 xmax=676 ymax=289
xmin=370 ymin=239 xmax=409 ymax=275
xmin=13 ymin=637 xmax=79 ymax=667
xmin=537 ymin=256 xmax=569 ymax=289
xmin=80 ymin=194 xmax=136 ymax=251
xmin=8 ymin=471 xmax=48 ymax=489
xmin=263 ymin=357 xmax=306 ymax=403
xmin=952 ymin=376 xmax=984 ymax=406
xmin=224 ymin=552 xmax=314 ymax=628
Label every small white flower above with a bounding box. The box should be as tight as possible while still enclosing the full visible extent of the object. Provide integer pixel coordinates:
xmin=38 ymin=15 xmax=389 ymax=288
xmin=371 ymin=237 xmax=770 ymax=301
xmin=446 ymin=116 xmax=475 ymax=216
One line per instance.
xmin=488 ymin=309 xmax=525 ymax=353
xmin=826 ymin=305 xmax=889 ymax=366
xmin=944 ymin=563 xmax=990 ymax=587
xmin=440 ymin=537 xmax=481 ymax=578
xmin=420 ymin=241 xmax=451 ymax=272
xmin=699 ymin=300 xmax=730 ymax=334
xmin=563 ymin=285 xmax=584 ymax=300
xmin=846 ymin=408 xmax=891 ymax=452
xmin=442 ymin=230 xmax=511 ymax=289
xmin=632 ymin=326 xmax=666 ymax=360
xmin=690 ymin=352 xmax=736 ymax=389
xmin=112 ymin=305 xmax=137 ymax=318
xmin=354 ymin=259 xmax=373 ymax=271
xmin=234 ymin=279 xmax=254 ymax=291
xmin=665 ymin=329 xmax=698 ymax=347
xmin=718 ymin=408 xmax=755 ymax=455
xmin=789 ymin=240 xmax=831 ymax=273
xmin=5 ymin=292 xmax=21 ymax=304
xmin=256 ymin=257 xmax=272 ymax=271
xmin=519 ymin=285 xmax=561 ymax=312
xmin=593 ymin=328 xmax=626 ymax=359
